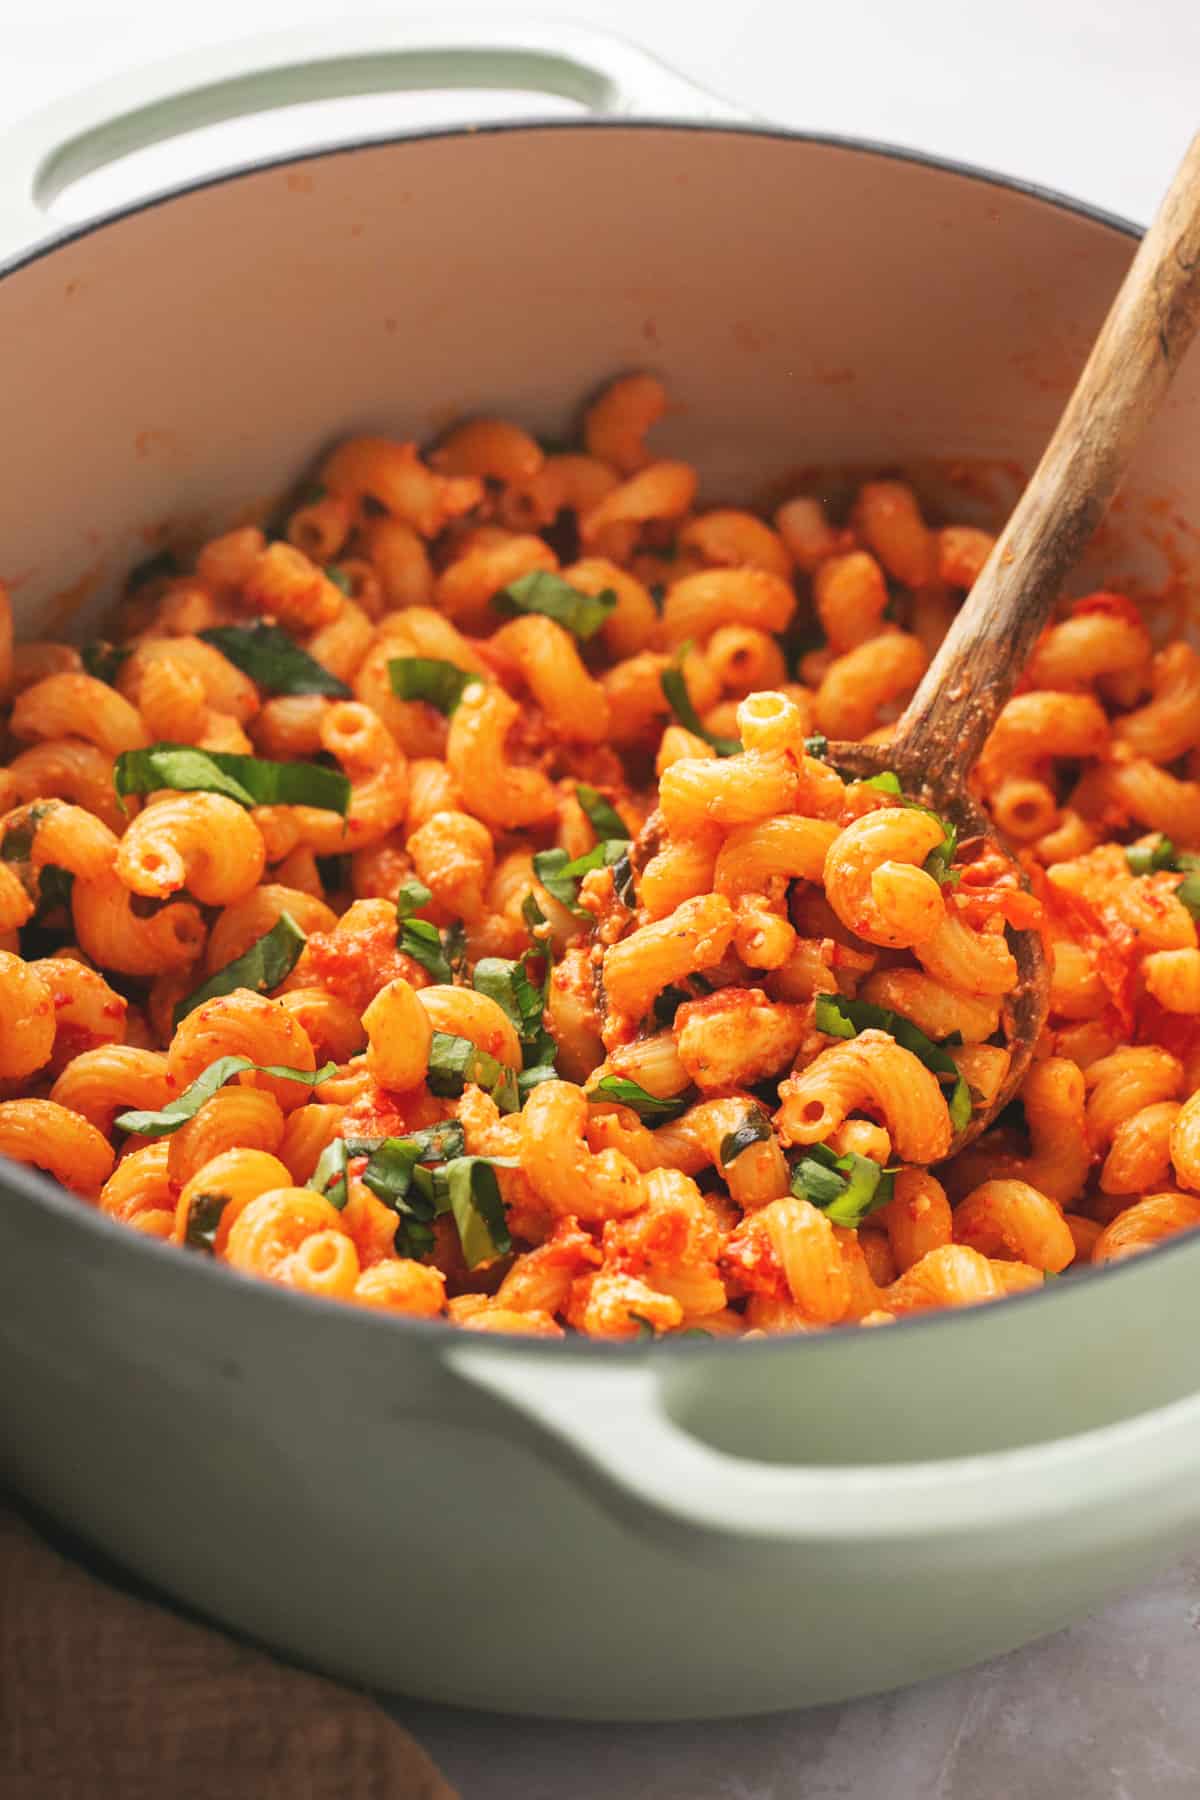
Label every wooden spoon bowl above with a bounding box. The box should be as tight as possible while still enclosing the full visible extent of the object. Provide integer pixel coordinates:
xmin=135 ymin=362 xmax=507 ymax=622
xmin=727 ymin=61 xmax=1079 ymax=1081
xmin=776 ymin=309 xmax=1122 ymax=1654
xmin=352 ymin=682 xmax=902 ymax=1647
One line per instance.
xmin=818 ymin=127 xmax=1200 ymax=1156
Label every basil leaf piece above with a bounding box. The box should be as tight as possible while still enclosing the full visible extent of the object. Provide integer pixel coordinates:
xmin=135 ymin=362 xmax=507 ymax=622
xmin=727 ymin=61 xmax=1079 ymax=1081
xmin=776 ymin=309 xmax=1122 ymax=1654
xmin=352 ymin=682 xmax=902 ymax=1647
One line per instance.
xmin=857 ymin=770 xmax=959 ymax=886
xmin=659 ymin=665 xmax=740 ymax=757
xmin=113 ymin=745 xmax=351 ymax=816
xmin=394 ymin=879 xmax=463 ymax=983
xmin=307 ymin=1137 xmax=351 ymax=1211
xmin=719 ymin=1108 xmax=773 ymax=1167
xmin=611 ymin=851 xmax=637 ymax=909
xmin=1124 ymin=836 xmax=1178 ymax=876
xmin=35 ymin=866 xmax=74 ymax=914
xmin=81 ymin=641 xmax=133 ymax=686
xmin=183 ymin=1192 xmax=229 ymax=1253
xmin=199 ymin=622 xmax=351 ymax=697
xmin=575 ymin=784 xmax=629 ymax=843
xmin=1177 ymin=870 xmax=1200 ymax=921
xmin=426 ymin=1032 xmax=519 ymax=1113
xmin=791 ymin=1141 xmax=895 ymax=1227
xmin=495 ymin=571 xmax=617 ymax=640
xmin=533 ymin=840 xmax=628 ymax=917
xmin=387 ymin=657 xmax=477 ymax=715
xmin=630 ymin=1313 xmax=657 ymax=1341
xmin=0 ymin=802 xmax=52 ymax=868
xmin=814 ymin=992 xmax=974 ymax=1137
xmin=346 ymin=1121 xmax=466 ymax=1259
xmin=473 ymin=955 xmax=556 ymax=1070
xmin=589 ymin=1075 xmax=691 ymax=1124
xmin=172 ymin=911 xmax=307 ymax=1028
xmin=411 ymin=1156 xmax=514 ymax=1266
xmin=396 ymin=878 xmax=433 ymax=918
xmin=804 ymin=733 xmax=829 ymax=759
xmin=325 ymin=564 xmax=353 ymax=595
xmin=116 ymin=1055 xmax=337 ymax=1138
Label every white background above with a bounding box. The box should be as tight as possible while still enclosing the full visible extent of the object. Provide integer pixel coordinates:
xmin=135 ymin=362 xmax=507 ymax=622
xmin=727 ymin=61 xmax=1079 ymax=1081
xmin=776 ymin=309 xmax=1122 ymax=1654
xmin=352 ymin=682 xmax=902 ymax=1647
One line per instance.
xmin=4 ymin=3 xmax=1200 ymax=1796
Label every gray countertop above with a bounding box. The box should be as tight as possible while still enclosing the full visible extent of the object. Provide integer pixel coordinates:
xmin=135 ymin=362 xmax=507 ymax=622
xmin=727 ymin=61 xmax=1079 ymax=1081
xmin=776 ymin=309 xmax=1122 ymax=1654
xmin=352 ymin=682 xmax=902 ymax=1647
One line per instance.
xmin=5 ymin=2 xmax=1199 ymax=1792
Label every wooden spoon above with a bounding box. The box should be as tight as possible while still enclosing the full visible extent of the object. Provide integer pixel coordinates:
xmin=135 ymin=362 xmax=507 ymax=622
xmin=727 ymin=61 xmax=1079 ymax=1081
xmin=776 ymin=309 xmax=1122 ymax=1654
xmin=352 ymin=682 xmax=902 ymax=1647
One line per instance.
xmin=824 ymin=130 xmax=1200 ymax=1151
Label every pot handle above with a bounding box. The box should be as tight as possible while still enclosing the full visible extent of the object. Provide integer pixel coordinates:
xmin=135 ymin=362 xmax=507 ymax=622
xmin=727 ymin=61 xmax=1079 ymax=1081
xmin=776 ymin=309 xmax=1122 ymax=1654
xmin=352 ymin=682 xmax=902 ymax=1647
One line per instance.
xmin=445 ymin=1341 xmax=1200 ymax=1550
xmin=0 ymin=21 xmax=749 ymax=256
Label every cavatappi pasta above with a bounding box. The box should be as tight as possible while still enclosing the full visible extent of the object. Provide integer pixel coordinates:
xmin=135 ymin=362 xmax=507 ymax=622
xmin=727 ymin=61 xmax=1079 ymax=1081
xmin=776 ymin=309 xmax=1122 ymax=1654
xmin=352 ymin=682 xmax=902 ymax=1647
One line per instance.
xmin=4 ymin=372 xmax=1200 ymax=1339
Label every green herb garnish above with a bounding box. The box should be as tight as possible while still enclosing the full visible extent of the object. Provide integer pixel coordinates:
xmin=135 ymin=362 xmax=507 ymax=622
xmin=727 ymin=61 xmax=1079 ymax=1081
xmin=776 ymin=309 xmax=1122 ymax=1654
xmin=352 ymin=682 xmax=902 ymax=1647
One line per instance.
xmin=116 ymin=1055 xmax=337 ymax=1138
xmin=81 ymin=642 xmax=133 ymax=685
xmin=387 ymin=657 xmax=478 ymax=715
xmin=426 ymin=1032 xmax=519 ymax=1113
xmin=173 ymin=911 xmax=307 ymax=1028
xmin=719 ymin=1108 xmax=773 ymax=1167
xmin=533 ymin=840 xmax=628 ymax=917
xmin=473 ymin=954 xmax=557 ymax=1073
xmin=814 ymin=992 xmax=973 ymax=1134
xmin=589 ymin=1075 xmax=691 ymax=1124
xmin=306 ymin=1137 xmax=352 ymax=1211
xmin=199 ymin=622 xmax=351 ymax=697
xmin=183 ymin=1192 xmax=229 ymax=1253
xmin=495 ymin=571 xmax=617 ymax=640
xmin=394 ymin=878 xmax=460 ymax=983
xmin=410 ymin=1155 xmax=514 ymax=1266
xmin=804 ymin=733 xmax=829 ymax=759
xmin=114 ymin=745 xmax=350 ymax=815
xmin=659 ymin=666 xmax=740 ymax=756
xmin=575 ymin=785 xmax=629 ymax=842
xmin=791 ymin=1141 xmax=895 ymax=1227
xmin=325 ymin=565 xmax=353 ymax=595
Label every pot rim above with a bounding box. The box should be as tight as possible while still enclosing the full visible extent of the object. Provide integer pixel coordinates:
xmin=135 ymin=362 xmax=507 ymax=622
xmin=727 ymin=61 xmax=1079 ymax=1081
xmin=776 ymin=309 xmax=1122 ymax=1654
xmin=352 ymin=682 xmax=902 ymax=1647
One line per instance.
xmin=0 ymin=115 xmax=1142 ymax=285
xmin=2 ymin=114 xmax=1187 ymax=1366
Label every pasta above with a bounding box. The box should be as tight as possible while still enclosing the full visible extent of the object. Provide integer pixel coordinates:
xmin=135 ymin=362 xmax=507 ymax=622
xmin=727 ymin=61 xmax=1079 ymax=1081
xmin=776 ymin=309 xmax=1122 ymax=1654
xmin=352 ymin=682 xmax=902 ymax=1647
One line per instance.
xmin=3 ymin=371 xmax=1200 ymax=1338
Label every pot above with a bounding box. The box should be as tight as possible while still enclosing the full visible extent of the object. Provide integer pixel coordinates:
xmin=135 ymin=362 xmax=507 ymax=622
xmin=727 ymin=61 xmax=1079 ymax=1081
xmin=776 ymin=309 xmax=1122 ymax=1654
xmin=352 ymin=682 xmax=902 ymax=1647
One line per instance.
xmin=2 ymin=22 xmax=1200 ymax=1723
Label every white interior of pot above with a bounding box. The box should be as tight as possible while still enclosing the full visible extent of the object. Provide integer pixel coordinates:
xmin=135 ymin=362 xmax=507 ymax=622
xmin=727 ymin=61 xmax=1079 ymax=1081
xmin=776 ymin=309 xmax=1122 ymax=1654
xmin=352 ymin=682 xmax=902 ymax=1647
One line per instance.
xmin=4 ymin=125 xmax=1200 ymax=1469
xmin=3 ymin=125 xmax=1198 ymax=644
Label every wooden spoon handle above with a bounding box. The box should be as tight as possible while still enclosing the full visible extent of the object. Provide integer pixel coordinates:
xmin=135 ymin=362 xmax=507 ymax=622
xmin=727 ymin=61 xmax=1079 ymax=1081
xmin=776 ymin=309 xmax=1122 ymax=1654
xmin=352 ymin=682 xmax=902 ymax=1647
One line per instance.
xmin=893 ymin=128 xmax=1200 ymax=768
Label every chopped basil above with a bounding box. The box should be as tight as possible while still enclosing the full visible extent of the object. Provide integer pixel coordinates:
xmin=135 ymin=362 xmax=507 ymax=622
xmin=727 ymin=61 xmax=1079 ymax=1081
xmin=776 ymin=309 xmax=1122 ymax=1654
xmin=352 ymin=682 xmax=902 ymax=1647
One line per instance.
xmin=1120 ymin=838 xmax=1200 ymax=916
xmin=394 ymin=878 xmax=460 ymax=983
xmin=172 ymin=911 xmax=307 ymax=1028
xmin=631 ymin=1313 xmax=657 ymax=1340
xmin=495 ymin=570 xmax=617 ymax=640
xmin=411 ymin=1155 xmax=514 ymax=1266
xmin=575 ymin=785 xmax=629 ymax=843
xmin=533 ymin=840 xmax=628 ymax=917
xmin=857 ymin=770 xmax=959 ymax=887
xmin=922 ymin=817 xmax=960 ymax=888
xmin=791 ymin=1141 xmax=895 ymax=1227
xmin=115 ymin=1055 xmax=337 ymax=1138
xmin=611 ymin=851 xmax=637 ymax=909
xmin=307 ymin=1137 xmax=352 ymax=1211
xmin=804 ymin=733 xmax=829 ymax=759
xmin=589 ymin=1075 xmax=691 ymax=1124
xmin=0 ymin=803 xmax=51 ymax=867
xmin=183 ymin=1192 xmax=229 ymax=1253
xmin=34 ymin=865 xmax=74 ymax=915
xmin=343 ymin=1120 xmax=467 ymax=1259
xmin=814 ymin=992 xmax=973 ymax=1136
xmin=426 ymin=1031 xmax=519 ymax=1113
xmin=325 ymin=564 xmax=353 ymax=595
xmin=113 ymin=745 xmax=351 ymax=815
xmin=199 ymin=622 xmax=351 ymax=697
xmin=719 ymin=1108 xmax=773 ymax=1167
xmin=387 ymin=656 xmax=477 ymax=715
xmin=473 ymin=954 xmax=556 ymax=1072
xmin=659 ymin=666 xmax=740 ymax=756
xmin=1178 ymin=871 xmax=1200 ymax=920
xmin=81 ymin=641 xmax=133 ymax=685
xmin=1125 ymin=836 xmax=1179 ymax=875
